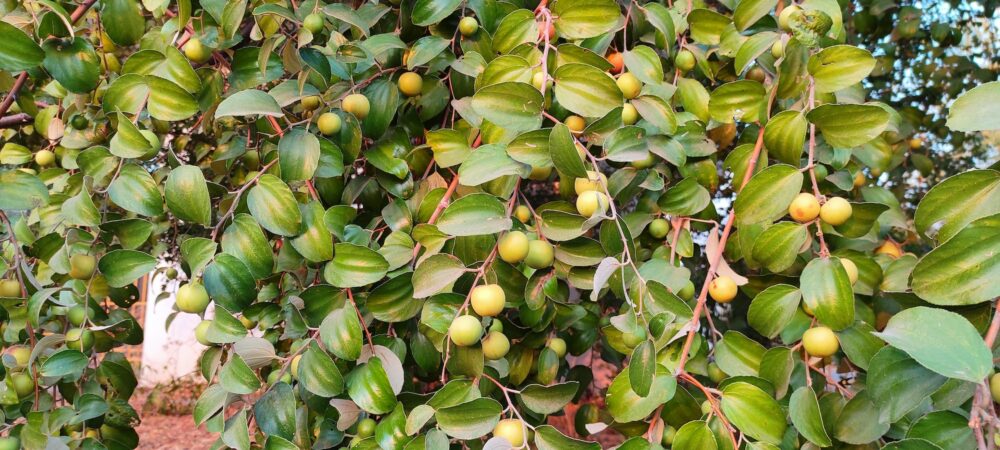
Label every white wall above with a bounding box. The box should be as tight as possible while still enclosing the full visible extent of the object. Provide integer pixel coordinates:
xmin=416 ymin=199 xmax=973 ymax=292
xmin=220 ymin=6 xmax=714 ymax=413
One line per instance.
xmin=139 ymin=272 xmax=206 ymax=386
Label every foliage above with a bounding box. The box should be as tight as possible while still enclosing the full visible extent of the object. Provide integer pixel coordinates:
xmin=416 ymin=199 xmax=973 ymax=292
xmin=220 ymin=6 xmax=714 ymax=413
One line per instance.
xmin=0 ymin=0 xmax=998 ymax=449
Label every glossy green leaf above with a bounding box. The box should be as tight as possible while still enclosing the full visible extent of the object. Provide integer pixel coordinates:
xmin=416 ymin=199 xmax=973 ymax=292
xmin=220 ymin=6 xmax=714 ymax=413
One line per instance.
xmin=247 ymin=175 xmax=301 ymax=236
xmin=436 ymin=193 xmax=511 ymax=236
xmin=0 ymin=21 xmax=44 ymax=71
xmin=734 ymin=164 xmax=803 ymax=225
xmin=721 ymin=382 xmax=786 ymax=444
xmin=947 ymin=81 xmax=1000 ymax=132
xmin=324 ymin=243 xmax=389 ymax=288
xmin=800 ymin=257 xmax=854 ymax=330
xmin=788 ymin=387 xmax=832 ymax=447
xmin=435 ymin=398 xmax=502 ymax=439
xmin=554 ymin=63 xmax=623 ymax=118
xmin=806 ymin=104 xmax=889 ymax=148
xmin=606 ymin=366 xmax=676 ymax=422
xmin=165 ymin=165 xmax=211 ymax=225
xmin=98 ymin=250 xmax=156 ymax=288
xmin=874 ymin=306 xmax=991 ymax=382
xmin=914 ymin=169 xmax=1000 ymax=243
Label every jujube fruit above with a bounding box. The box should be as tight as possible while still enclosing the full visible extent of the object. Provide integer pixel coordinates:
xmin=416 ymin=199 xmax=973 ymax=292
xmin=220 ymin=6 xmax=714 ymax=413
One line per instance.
xmin=498 ymin=231 xmax=530 ymax=263
xmin=788 ymin=192 xmax=820 ymax=222
xmin=470 ymin=284 xmax=505 ymax=317
xmin=449 ymin=315 xmax=483 ymax=346
xmin=342 ymin=94 xmax=370 ymax=119
xmin=802 ymin=326 xmax=839 ymax=357
xmin=524 ymin=240 xmax=554 ymax=269
xmin=820 ymin=197 xmax=852 ymax=225
xmin=708 ymin=275 xmax=737 ymax=303
xmin=176 ymin=282 xmax=210 ymax=314
xmin=398 ymin=72 xmax=423 ymax=97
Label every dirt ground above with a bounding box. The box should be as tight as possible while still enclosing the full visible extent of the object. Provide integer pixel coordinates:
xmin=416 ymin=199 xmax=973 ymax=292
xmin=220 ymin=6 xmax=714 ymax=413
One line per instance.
xmin=135 ymin=415 xmax=217 ymax=449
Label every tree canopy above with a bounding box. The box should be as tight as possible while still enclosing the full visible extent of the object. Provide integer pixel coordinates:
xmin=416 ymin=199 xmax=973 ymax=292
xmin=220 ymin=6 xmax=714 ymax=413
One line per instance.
xmin=0 ymin=0 xmax=998 ymax=449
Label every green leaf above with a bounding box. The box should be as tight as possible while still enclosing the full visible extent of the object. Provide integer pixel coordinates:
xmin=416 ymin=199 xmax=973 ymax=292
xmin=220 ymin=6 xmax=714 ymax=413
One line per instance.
xmin=673 ymin=421 xmax=718 ymax=450
xmin=734 ymin=0 xmax=777 ymax=31
xmin=628 ymin=341 xmax=656 ymax=397
xmin=554 ymin=63 xmax=623 ymax=118
xmin=519 ymin=382 xmax=579 ymax=415
xmin=299 ymin=345 xmax=344 ymax=397
xmin=435 ymin=398 xmax=502 ymax=439
xmin=550 ymin=0 xmax=620 ymax=39
xmin=407 ymin=36 xmax=450 ymax=70
xmin=367 ymin=273 xmax=422 ymax=322
xmin=61 ymin=186 xmax=101 ymax=227
xmin=658 ymin=178 xmax=711 ymax=217
xmin=221 ymin=214 xmax=274 ymax=279
xmin=800 ymin=257 xmax=854 ymax=330
xmin=458 ymin=144 xmax=530 ymax=186
xmin=426 ymin=129 xmax=472 ymax=168
xmin=763 ymin=110 xmax=807 ymax=165
xmin=146 ymin=76 xmax=199 ymax=121
xmin=206 ymin=307 xmax=248 ymax=344
xmin=220 ymin=354 xmax=261 ymax=394
xmin=216 ymin=90 xmax=283 ymax=118
xmin=622 ymin=46 xmax=663 ymax=86
xmin=874 ymin=306 xmax=992 ymax=382
xmin=833 ymin=390 xmax=890 ymax=445
xmin=0 ymin=21 xmax=44 ymax=71
xmin=751 ymin=222 xmax=808 ymax=273
xmin=278 ymin=129 xmax=320 ymax=182
xmin=709 ymin=80 xmax=765 ymax=124
xmin=108 ymin=163 xmax=164 ymax=216
xmin=110 ymin=114 xmax=153 ymax=158
xmin=204 ymin=254 xmax=256 ymax=313
xmin=688 ymin=8 xmax=731 ymax=45
xmin=721 ymin=382 xmax=786 ymax=444
xmin=788 ymin=387 xmax=832 ymax=447
xmin=101 ymin=0 xmax=144 ymax=46
xmin=42 ymin=37 xmax=100 ymax=93
xmin=867 ymin=346 xmax=947 ymax=423
xmin=247 ymin=175 xmax=301 ymax=236
xmin=436 ymin=193 xmax=512 ymax=236
xmin=631 ymin=96 xmax=677 ymax=135
xmin=606 ymin=366 xmax=676 ymax=422
xmin=254 ymin=383 xmax=295 ymax=440
xmin=914 ymin=169 xmax=1000 ymax=243
xmin=181 ymin=238 xmax=217 ymax=276
xmin=806 ymin=104 xmax=889 ymax=148
xmin=0 ymin=170 xmax=49 ymax=211
xmin=324 ymin=243 xmax=389 ymax=288
xmin=347 ymin=358 xmax=397 ymax=414
xmin=947 ymin=81 xmax=1000 ymax=132
xmin=534 ymin=425 xmax=600 ymax=450
xmin=714 ymin=331 xmax=765 ymax=376
xmin=549 ymin=123 xmax=588 ymax=178
xmin=290 ymin=201 xmax=333 ymax=263
xmin=747 ymin=284 xmax=801 ymax=339
xmin=411 ymin=0 xmax=462 ymax=26
xmin=492 ymin=10 xmax=538 ymax=54
xmin=412 ymin=254 xmax=467 ymax=298
xmin=907 ymin=410 xmax=975 ymax=449
xmin=471 ymin=82 xmax=542 ymax=131
xmin=808 ymin=45 xmax=876 ymax=93
xmin=735 ymin=31 xmax=779 ymax=75
xmin=320 ymin=307 xmax=362 ymax=361
xmin=165 ymin=165 xmax=211 ymax=225
xmin=476 ymin=55 xmax=531 ymax=91
xmin=911 ymin=213 xmax=1000 ymax=306
xmin=98 ymin=250 xmax=156 ymax=288
xmin=734 ymin=164 xmax=803 ymax=225
xmin=41 ymin=349 xmax=89 ymax=378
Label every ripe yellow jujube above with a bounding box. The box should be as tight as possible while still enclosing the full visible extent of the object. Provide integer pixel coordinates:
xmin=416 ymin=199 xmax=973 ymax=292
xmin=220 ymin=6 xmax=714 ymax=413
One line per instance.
xmin=788 ymin=192 xmax=821 ymax=222
xmin=820 ymin=196 xmax=853 ymax=225
xmin=470 ymin=284 xmax=506 ymax=317
xmin=802 ymin=326 xmax=839 ymax=357
xmin=709 ymin=276 xmax=737 ymax=303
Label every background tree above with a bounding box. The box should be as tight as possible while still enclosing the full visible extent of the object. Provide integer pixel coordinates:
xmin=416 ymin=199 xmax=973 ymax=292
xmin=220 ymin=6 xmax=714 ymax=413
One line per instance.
xmin=0 ymin=0 xmax=998 ymax=449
